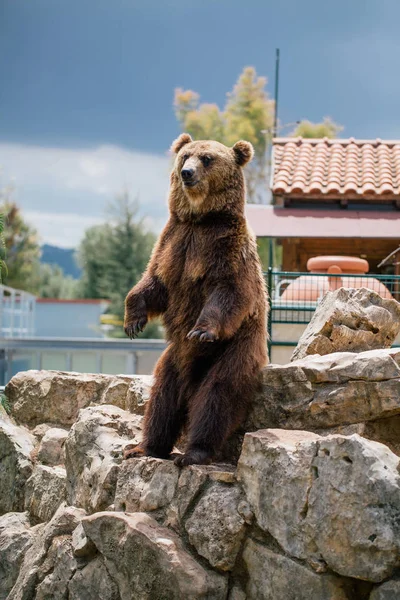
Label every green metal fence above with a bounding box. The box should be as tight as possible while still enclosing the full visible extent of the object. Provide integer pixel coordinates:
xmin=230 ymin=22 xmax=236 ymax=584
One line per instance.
xmin=265 ymin=269 xmax=400 ymax=356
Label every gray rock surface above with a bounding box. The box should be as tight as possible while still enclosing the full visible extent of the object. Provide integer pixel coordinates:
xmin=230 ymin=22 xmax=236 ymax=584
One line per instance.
xmin=291 ymin=287 xmax=400 ymax=361
xmin=247 ymin=348 xmax=400 ymax=435
xmin=238 ymin=429 xmax=400 ymax=582
xmin=82 ymin=511 xmax=227 ymax=600
xmin=0 ymin=512 xmax=35 ymax=600
xmin=369 ymin=579 xmax=400 ymax=599
xmin=9 ymin=503 xmax=86 ymax=600
xmin=115 ymin=457 xmax=179 ymax=513
xmin=25 ymin=464 xmax=67 ymax=523
xmin=65 ymin=404 xmax=142 ymax=513
xmin=185 ymin=482 xmax=248 ymax=571
xmin=35 ymin=536 xmax=78 ymax=600
xmin=37 ymin=427 xmax=68 ymax=466
xmin=243 ymin=539 xmax=351 ymax=600
xmin=68 ymin=556 xmax=120 ymax=600
xmin=0 ymin=419 xmax=35 ymax=514
xmin=6 ymin=369 xmax=152 ymax=428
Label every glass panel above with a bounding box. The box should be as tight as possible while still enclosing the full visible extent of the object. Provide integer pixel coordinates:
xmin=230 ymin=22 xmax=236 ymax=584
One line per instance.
xmin=71 ymin=352 xmax=97 ymax=374
xmin=102 ymin=353 xmax=126 ymax=375
xmin=41 ymin=353 xmax=67 ymax=371
xmin=11 ymin=350 xmax=37 ymax=377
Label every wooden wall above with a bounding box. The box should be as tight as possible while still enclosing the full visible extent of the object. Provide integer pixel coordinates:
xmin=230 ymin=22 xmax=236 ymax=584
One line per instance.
xmin=280 ymin=238 xmax=400 ymax=274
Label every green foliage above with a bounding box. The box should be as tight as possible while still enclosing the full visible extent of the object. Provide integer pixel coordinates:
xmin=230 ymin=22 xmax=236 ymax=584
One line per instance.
xmin=77 ymin=192 xmax=160 ymax=338
xmin=0 ymin=200 xmax=41 ymax=292
xmin=174 ymin=67 xmax=274 ymax=203
xmin=291 ymin=117 xmax=343 ymax=139
xmin=35 ymin=263 xmax=79 ymax=299
xmin=0 ymin=393 xmax=10 ymax=414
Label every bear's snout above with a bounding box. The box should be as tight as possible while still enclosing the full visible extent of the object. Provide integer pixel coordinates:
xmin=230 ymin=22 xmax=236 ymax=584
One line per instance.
xmin=181 ymin=167 xmax=195 ymax=182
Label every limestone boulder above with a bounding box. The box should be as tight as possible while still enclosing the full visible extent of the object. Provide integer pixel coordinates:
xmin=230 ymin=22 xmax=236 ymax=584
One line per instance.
xmin=238 ymin=429 xmax=400 ymax=582
xmin=243 ymin=539 xmax=352 ymax=600
xmin=0 ymin=512 xmax=35 ymax=600
xmin=68 ymin=556 xmax=120 ymax=600
xmin=291 ymin=287 xmax=400 ymax=361
xmin=37 ymin=427 xmax=68 ymax=466
xmin=247 ymin=348 xmax=400 ymax=434
xmin=82 ymin=511 xmax=227 ymax=600
xmin=25 ymin=464 xmax=67 ymax=523
xmin=9 ymin=503 xmax=86 ymax=600
xmin=35 ymin=536 xmax=78 ymax=600
xmin=65 ymin=404 xmax=142 ymax=513
xmin=6 ymin=370 xmax=153 ymax=428
xmin=115 ymin=456 xmax=179 ymax=513
xmin=369 ymin=579 xmax=400 ymax=599
xmin=6 ymin=370 xmax=112 ymax=427
xmin=0 ymin=419 xmax=35 ymax=514
xmin=185 ymin=481 xmax=249 ymax=571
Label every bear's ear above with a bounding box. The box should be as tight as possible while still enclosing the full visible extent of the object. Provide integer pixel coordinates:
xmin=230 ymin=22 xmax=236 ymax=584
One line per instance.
xmin=170 ymin=133 xmax=193 ymax=154
xmin=232 ymin=140 xmax=254 ymax=167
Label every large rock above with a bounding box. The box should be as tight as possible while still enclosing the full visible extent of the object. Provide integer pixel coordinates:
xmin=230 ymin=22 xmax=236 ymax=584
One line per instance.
xmin=291 ymin=287 xmax=400 ymax=361
xmin=6 ymin=369 xmax=152 ymax=428
xmin=237 ymin=429 xmax=400 ymax=582
xmin=369 ymin=579 xmax=400 ymax=599
xmin=115 ymin=457 xmax=179 ymax=513
xmin=9 ymin=503 xmax=86 ymax=600
xmin=0 ymin=420 xmax=35 ymax=514
xmin=37 ymin=427 xmax=68 ymax=466
xmin=68 ymin=555 xmax=120 ymax=600
xmin=25 ymin=464 xmax=67 ymax=523
xmin=185 ymin=481 xmax=249 ymax=571
xmin=0 ymin=512 xmax=35 ymax=600
xmin=242 ymin=539 xmax=352 ymax=600
xmin=65 ymin=404 xmax=142 ymax=513
xmin=35 ymin=536 xmax=78 ymax=600
xmin=247 ymin=348 xmax=400 ymax=435
xmin=82 ymin=511 xmax=227 ymax=600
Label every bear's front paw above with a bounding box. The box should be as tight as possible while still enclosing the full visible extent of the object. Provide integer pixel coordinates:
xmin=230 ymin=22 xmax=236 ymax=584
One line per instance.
xmin=187 ymin=326 xmax=218 ymax=342
xmin=124 ymin=317 xmax=148 ymax=340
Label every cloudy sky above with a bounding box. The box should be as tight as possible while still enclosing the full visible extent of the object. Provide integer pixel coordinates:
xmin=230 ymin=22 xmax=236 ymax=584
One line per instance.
xmin=1 ymin=0 xmax=400 ymax=247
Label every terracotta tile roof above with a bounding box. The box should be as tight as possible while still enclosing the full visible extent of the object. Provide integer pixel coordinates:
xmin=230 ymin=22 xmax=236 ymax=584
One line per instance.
xmin=272 ymin=137 xmax=400 ymax=198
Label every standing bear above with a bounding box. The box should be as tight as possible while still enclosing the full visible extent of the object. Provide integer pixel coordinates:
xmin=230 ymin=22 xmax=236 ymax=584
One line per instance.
xmin=124 ymin=133 xmax=268 ymax=466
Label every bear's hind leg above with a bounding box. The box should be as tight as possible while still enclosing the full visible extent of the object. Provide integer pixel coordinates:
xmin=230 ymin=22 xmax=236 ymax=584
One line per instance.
xmin=124 ymin=346 xmax=186 ymax=460
xmin=174 ymin=368 xmax=253 ymax=467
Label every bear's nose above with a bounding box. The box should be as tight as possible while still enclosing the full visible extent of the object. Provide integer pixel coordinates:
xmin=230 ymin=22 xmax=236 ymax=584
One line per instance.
xmin=181 ymin=168 xmax=195 ymax=181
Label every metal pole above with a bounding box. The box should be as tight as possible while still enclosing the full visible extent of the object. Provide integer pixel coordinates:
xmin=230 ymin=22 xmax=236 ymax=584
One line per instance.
xmin=267 ymin=267 xmax=273 ymax=361
xmin=273 ymin=48 xmax=280 ymax=138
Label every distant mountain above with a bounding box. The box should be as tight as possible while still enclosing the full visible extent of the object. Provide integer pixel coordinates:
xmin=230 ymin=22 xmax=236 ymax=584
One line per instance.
xmin=41 ymin=244 xmax=82 ymax=279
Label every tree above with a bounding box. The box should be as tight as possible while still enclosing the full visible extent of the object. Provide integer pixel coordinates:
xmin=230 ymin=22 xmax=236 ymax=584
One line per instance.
xmin=77 ymin=192 xmax=160 ymax=338
xmin=0 ymin=200 xmax=41 ymax=292
xmin=174 ymin=67 xmax=274 ymax=203
xmin=291 ymin=117 xmax=343 ymax=139
xmin=35 ymin=263 xmax=79 ymax=299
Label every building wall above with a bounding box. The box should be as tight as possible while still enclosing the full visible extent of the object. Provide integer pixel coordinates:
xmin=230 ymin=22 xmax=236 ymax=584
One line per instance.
xmin=35 ymin=301 xmax=107 ymax=338
xmin=281 ymin=237 xmax=400 ymax=273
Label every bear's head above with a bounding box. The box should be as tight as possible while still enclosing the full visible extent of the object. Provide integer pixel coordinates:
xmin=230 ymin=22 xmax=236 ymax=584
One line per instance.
xmin=169 ymin=133 xmax=253 ymax=219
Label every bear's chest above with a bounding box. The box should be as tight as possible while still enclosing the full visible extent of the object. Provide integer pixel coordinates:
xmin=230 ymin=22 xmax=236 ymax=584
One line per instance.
xmin=156 ymin=227 xmax=209 ymax=287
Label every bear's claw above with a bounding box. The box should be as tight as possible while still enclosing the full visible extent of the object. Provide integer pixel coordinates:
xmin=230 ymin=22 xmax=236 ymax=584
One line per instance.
xmin=187 ymin=327 xmax=217 ymax=342
xmin=123 ymin=444 xmax=146 ymax=460
xmin=174 ymin=449 xmax=213 ymax=467
xmin=124 ymin=318 xmax=147 ymax=339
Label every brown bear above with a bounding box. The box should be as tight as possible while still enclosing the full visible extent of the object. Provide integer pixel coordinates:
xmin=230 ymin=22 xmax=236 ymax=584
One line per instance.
xmin=124 ymin=133 xmax=268 ymax=466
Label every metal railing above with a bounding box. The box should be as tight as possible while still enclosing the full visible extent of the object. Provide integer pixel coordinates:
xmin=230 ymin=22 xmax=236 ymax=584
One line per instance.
xmin=0 ymin=337 xmax=167 ymax=385
xmin=0 ymin=285 xmax=36 ymax=338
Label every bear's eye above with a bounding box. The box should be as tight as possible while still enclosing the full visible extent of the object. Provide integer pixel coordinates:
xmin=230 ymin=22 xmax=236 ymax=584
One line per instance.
xmin=182 ymin=153 xmax=190 ymax=162
xmin=201 ymin=155 xmax=212 ymax=167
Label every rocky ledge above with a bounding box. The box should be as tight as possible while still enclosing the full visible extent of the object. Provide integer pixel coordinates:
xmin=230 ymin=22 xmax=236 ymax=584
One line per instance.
xmin=2 ymin=345 xmax=400 ymax=599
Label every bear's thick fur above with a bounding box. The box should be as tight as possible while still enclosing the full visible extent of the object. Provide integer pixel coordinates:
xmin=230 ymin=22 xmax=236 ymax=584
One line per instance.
xmin=124 ymin=133 xmax=268 ymax=466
